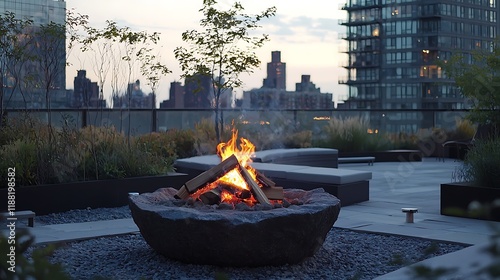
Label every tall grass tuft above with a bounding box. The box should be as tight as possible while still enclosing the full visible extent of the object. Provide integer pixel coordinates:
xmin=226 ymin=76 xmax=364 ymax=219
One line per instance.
xmin=314 ymin=116 xmax=391 ymax=152
xmin=454 ymin=138 xmax=500 ymax=188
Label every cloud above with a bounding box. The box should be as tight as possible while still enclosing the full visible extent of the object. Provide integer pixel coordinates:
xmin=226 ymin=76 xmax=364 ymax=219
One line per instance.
xmin=262 ymin=16 xmax=344 ymax=44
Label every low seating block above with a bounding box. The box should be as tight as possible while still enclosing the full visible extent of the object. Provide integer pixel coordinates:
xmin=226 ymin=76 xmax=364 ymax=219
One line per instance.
xmin=0 ymin=210 xmax=35 ymax=227
xmin=338 ymin=156 xmax=375 ymax=166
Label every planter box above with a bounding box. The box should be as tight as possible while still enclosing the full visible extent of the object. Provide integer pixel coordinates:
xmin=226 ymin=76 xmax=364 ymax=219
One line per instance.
xmin=0 ymin=173 xmax=188 ymax=215
xmin=441 ymin=182 xmax=500 ymax=221
xmin=339 ymin=150 xmax=422 ymax=162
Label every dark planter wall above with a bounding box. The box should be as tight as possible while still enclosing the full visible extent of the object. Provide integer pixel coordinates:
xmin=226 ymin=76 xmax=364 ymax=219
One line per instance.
xmin=441 ymin=182 xmax=500 ymax=222
xmin=1 ymin=173 xmax=188 ymax=215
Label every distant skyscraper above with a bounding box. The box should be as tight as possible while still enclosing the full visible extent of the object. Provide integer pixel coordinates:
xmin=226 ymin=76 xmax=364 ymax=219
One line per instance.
xmin=160 ymin=81 xmax=185 ymax=109
xmin=296 ymin=75 xmax=320 ymax=93
xmin=113 ymin=80 xmax=153 ymax=108
xmin=244 ymin=74 xmax=333 ymax=109
xmin=263 ymin=51 xmax=286 ymax=90
xmin=70 ymin=70 xmax=105 ymax=108
xmin=184 ymin=74 xmax=212 ymax=109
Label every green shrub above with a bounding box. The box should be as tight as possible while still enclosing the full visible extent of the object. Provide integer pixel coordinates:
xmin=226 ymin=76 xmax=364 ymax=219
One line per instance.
xmin=314 ymin=116 xmax=391 ymax=152
xmin=137 ymin=129 xmax=196 ymax=159
xmin=0 ymin=119 xmax=178 ymax=186
xmin=192 ymin=118 xmax=219 ymax=155
xmin=192 ymin=118 xmax=234 ymax=154
xmin=283 ymin=130 xmax=312 ymax=148
xmin=0 ymin=139 xmax=38 ymax=186
xmin=447 ymin=118 xmax=476 ymax=141
xmin=0 ymin=114 xmax=45 ymax=145
xmin=75 ymin=126 xmax=173 ymax=181
xmin=454 ymin=138 xmax=500 ymax=188
xmin=387 ymin=132 xmax=419 ymax=150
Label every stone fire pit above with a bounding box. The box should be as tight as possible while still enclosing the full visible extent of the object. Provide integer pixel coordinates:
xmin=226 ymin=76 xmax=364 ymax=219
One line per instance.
xmin=129 ymin=187 xmax=341 ymax=267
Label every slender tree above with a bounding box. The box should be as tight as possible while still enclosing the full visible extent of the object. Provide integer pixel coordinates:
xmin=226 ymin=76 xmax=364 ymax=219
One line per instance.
xmin=0 ymin=12 xmax=33 ymax=126
xmin=79 ymin=20 xmax=169 ymax=137
xmin=175 ymin=0 xmax=276 ymax=142
xmin=442 ymin=45 xmax=500 ymax=128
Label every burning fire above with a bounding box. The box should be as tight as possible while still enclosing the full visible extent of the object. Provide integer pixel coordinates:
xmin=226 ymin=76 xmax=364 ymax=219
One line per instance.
xmin=191 ymin=128 xmax=259 ymax=204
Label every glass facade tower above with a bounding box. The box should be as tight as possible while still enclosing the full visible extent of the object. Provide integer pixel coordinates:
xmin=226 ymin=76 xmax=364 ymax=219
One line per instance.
xmin=1 ymin=0 xmax=66 ymax=26
xmin=340 ymin=0 xmax=499 ymax=132
xmin=1 ymin=0 xmax=67 ymax=108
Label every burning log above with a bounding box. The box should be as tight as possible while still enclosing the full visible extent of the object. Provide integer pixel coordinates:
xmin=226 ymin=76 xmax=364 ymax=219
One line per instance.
xmin=256 ymin=171 xmax=276 ymax=188
xmin=238 ymin=164 xmax=271 ymax=206
xmin=175 ymin=155 xmax=239 ymax=199
xmin=262 ymin=186 xmax=284 ymax=200
xmin=255 ymin=170 xmax=283 ymax=200
xmin=199 ymin=189 xmax=221 ymax=205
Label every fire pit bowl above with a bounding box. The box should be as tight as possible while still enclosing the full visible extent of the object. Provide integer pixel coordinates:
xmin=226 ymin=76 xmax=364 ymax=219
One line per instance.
xmin=129 ymin=187 xmax=341 ymax=267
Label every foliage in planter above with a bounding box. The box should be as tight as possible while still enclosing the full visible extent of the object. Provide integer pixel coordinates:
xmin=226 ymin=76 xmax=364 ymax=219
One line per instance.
xmin=136 ymin=129 xmax=196 ymax=159
xmin=283 ymin=130 xmax=313 ymax=148
xmin=453 ymin=138 xmax=500 ymax=188
xmin=70 ymin=126 xmax=173 ymax=181
xmin=313 ymin=116 xmax=392 ymax=152
xmin=192 ymin=118 xmax=232 ymax=155
xmin=386 ymin=131 xmax=420 ymax=150
xmin=447 ymin=118 xmax=476 ymax=141
xmin=0 ymin=117 xmax=62 ymax=186
xmin=441 ymin=46 xmax=500 ymax=128
xmin=0 ymin=117 xmax=176 ymax=186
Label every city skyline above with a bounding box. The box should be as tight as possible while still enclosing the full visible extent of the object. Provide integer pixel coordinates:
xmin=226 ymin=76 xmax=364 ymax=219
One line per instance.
xmin=65 ymin=0 xmax=348 ymax=105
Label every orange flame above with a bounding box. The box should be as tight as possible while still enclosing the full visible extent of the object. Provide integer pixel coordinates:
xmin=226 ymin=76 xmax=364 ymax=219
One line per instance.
xmin=216 ymin=128 xmax=258 ymax=191
xmin=189 ymin=127 xmax=259 ymax=203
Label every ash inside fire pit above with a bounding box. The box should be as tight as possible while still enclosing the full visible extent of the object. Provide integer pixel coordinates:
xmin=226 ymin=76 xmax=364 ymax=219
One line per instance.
xmin=129 ymin=187 xmax=341 ymax=267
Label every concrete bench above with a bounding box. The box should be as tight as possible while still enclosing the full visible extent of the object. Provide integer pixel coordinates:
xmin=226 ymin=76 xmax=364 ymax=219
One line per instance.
xmin=252 ymin=148 xmax=339 ymax=168
xmin=174 ymin=153 xmax=372 ymax=206
xmin=338 ymin=156 xmax=375 ymax=166
xmin=0 ymin=210 xmax=35 ymax=227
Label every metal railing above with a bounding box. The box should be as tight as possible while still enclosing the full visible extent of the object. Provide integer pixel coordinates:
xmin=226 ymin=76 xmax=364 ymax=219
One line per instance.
xmin=3 ymin=108 xmax=469 ymax=136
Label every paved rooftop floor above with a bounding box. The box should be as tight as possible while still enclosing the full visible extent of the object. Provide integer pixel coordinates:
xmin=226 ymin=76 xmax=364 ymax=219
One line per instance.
xmin=2 ymin=157 xmax=499 ymax=279
xmin=337 ymin=157 xmax=495 ymax=246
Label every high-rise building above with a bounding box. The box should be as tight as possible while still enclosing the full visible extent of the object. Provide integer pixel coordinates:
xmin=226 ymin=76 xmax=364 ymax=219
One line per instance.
xmin=296 ymin=75 xmax=320 ymax=93
xmin=1 ymin=0 xmax=67 ymax=108
xmin=263 ymin=51 xmax=286 ymax=90
xmin=160 ymin=81 xmax=185 ymax=109
xmin=112 ymin=80 xmax=153 ymax=108
xmin=184 ymin=74 xmax=213 ymax=109
xmin=339 ymin=0 xmax=498 ymax=132
xmin=70 ymin=70 xmax=105 ymax=108
xmin=244 ymin=74 xmax=333 ymax=110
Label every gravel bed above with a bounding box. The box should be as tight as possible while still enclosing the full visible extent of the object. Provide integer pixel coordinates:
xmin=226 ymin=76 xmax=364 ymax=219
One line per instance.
xmin=26 ymin=206 xmax=468 ymax=280
xmin=35 ymin=206 xmax=132 ymax=225
xmin=37 ymin=230 xmax=467 ymax=280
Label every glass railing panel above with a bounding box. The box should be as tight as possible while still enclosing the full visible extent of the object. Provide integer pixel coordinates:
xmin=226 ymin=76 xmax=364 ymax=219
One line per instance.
xmin=229 ymin=110 xmax=295 ymax=146
xmin=434 ymin=111 xmax=468 ymax=131
xmin=157 ymin=110 xmax=214 ymax=131
xmin=3 ymin=109 xmax=473 ymax=138
xmin=6 ymin=110 xmax=82 ymax=129
xmin=86 ymin=110 xmax=152 ymax=136
xmin=296 ymin=110 xmax=332 ymax=133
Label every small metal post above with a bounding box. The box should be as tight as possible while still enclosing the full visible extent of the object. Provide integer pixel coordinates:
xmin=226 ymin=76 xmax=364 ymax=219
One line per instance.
xmin=402 ymin=208 xmax=418 ymax=223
